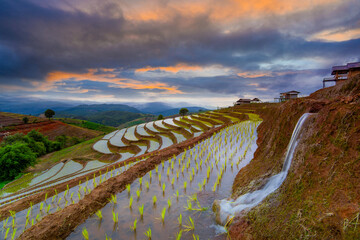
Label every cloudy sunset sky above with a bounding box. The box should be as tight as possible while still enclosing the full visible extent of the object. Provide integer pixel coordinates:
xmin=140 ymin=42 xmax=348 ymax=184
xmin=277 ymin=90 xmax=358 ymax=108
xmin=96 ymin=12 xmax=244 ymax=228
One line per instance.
xmin=1 ymin=0 xmax=360 ymax=107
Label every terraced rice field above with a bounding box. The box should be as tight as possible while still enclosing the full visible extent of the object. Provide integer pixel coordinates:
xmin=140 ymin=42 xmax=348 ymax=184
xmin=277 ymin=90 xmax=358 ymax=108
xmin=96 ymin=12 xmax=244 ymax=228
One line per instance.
xmin=124 ymin=126 xmax=139 ymax=141
xmin=68 ymin=119 xmax=261 ymax=239
xmin=109 ymin=129 xmax=127 ymax=147
xmin=92 ymin=140 xmax=112 ymax=154
xmin=0 ymin=110 xmax=256 ymax=239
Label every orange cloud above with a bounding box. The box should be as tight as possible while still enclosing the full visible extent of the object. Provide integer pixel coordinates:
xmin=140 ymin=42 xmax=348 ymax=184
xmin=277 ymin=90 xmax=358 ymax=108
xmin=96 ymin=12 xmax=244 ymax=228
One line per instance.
xmin=135 ymin=63 xmax=202 ymax=73
xmin=309 ymin=27 xmax=360 ymax=42
xmin=238 ymin=72 xmax=272 ymax=78
xmin=122 ymin=0 xmax=342 ymax=25
xmin=238 ymin=70 xmax=312 ymax=79
xmin=45 ymin=68 xmax=182 ymax=94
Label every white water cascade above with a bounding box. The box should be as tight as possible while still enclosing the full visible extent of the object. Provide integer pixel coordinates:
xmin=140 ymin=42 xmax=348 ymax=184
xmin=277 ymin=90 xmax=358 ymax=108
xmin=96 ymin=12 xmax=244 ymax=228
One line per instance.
xmin=215 ymin=113 xmax=313 ymax=225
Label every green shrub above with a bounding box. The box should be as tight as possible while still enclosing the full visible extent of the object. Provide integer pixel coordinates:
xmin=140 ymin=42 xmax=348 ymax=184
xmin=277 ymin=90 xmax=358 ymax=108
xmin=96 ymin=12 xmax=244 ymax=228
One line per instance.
xmin=24 ymin=136 xmax=47 ymax=157
xmin=0 ymin=143 xmax=36 ymax=181
xmin=70 ymin=136 xmax=83 ymax=145
xmin=55 ymin=135 xmax=68 ymax=148
xmin=1 ymin=133 xmax=25 ymax=147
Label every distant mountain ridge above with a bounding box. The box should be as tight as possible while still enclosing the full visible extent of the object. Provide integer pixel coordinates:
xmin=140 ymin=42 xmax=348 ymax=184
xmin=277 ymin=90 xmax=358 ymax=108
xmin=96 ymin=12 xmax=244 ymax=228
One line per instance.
xmin=55 ymin=104 xmax=150 ymax=127
xmin=55 ymin=104 xmax=141 ymax=117
xmin=154 ymin=107 xmax=209 ymax=117
xmin=0 ymin=97 xmax=211 ymax=127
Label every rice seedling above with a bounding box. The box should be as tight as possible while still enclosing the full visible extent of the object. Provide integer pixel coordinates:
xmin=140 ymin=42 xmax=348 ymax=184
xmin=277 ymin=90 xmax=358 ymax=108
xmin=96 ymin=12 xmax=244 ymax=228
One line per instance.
xmin=178 ymin=214 xmax=182 ymax=226
xmin=184 ymin=200 xmax=193 ymax=211
xmin=36 ymin=213 xmax=40 ymax=222
xmin=10 ymin=228 xmax=17 ymax=240
xmin=149 ymin=171 xmax=152 ymax=179
xmin=183 ymin=181 xmax=187 ymax=191
xmin=167 ymin=199 xmax=172 ymax=208
xmin=145 ymin=181 xmax=150 ymax=189
xmin=198 ymin=182 xmax=203 ymax=191
xmin=176 ymin=230 xmax=183 ymax=240
xmin=46 ymin=204 xmax=51 ymax=213
xmin=82 ymin=227 xmax=89 ymax=240
xmin=129 ymin=196 xmax=133 ymax=208
xmin=139 ymin=204 xmax=144 ymax=218
xmin=3 ymin=217 xmax=9 ymax=228
xmin=95 ymin=210 xmax=102 ymax=220
xmin=9 ymin=210 xmax=16 ymax=219
xmin=109 ymin=194 xmax=117 ymax=204
xmin=176 ymin=190 xmax=179 ymax=199
xmin=4 ymin=227 xmax=10 ymax=239
xmin=136 ymin=189 xmax=141 ymax=199
xmin=130 ymin=218 xmax=137 ymax=231
xmin=126 ymin=184 xmax=131 ymax=194
xmin=162 ymin=183 xmax=166 ymax=193
xmin=26 ymin=209 xmax=31 ymax=219
xmin=181 ymin=165 xmax=185 ymax=173
xmin=193 ymin=234 xmax=200 ymax=240
xmin=161 ymin=207 xmax=166 ymax=222
xmin=184 ymin=216 xmax=195 ymax=231
xmin=153 ymin=195 xmax=157 ymax=205
xmin=11 ymin=218 xmax=16 ymax=228
xmin=105 ymin=234 xmax=112 ymax=240
xmin=171 ymin=177 xmax=175 ymax=185
xmin=139 ymin=177 xmax=143 ymax=186
xmin=112 ymin=210 xmax=118 ymax=223
xmin=144 ymin=227 xmax=152 ymax=239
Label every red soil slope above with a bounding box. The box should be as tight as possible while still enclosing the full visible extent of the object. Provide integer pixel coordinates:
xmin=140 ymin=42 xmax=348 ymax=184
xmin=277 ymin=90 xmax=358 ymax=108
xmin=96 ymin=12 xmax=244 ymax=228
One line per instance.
xmin=0 ymin=120 xmax=101 ymax=142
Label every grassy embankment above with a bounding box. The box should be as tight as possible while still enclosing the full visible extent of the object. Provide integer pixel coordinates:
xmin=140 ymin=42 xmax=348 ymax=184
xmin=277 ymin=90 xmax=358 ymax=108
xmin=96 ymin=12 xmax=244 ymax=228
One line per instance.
xmin=229 ymin=75 xmax=360 ymax=239
xmin=56 ymin=118 xmax=116 ymax=133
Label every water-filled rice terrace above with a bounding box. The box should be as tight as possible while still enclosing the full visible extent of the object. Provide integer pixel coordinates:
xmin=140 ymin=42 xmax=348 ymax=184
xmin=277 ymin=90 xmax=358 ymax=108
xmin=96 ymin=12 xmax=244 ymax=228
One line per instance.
xmin=0 ymin=110 xmax=261 ymax=239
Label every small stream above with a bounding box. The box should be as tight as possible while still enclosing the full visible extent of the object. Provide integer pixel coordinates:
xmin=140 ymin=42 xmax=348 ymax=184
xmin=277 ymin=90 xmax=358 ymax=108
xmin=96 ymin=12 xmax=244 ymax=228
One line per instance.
xmin=215 ymin=113 xmax=313 ymax=224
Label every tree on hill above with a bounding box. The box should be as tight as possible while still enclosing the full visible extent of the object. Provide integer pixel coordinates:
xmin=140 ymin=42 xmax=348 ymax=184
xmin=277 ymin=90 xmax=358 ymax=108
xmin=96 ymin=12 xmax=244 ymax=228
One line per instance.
xmin=22 ymin=117 xmax=29 ymax=124
xmin=157 ymin=114 xmax=164 ymax=120
xmin=179 ymin=108 xmax=189 ymax=116
xmin=45 ymin=109 xmax=55 ymax=120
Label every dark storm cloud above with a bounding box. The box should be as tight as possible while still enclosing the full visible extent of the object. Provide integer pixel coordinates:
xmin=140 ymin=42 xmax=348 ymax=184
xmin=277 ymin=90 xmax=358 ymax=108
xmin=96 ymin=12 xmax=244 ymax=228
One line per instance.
xmin=0 ymin=0 xmax=359 ymax=104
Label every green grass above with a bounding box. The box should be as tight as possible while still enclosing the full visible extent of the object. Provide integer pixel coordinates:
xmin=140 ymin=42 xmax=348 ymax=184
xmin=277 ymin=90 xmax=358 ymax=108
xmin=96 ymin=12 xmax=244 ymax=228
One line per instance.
xmin=57 ymin=118 xmax=116 ymax=133
xmin=38 ymin=135 xmax=104 ymax=164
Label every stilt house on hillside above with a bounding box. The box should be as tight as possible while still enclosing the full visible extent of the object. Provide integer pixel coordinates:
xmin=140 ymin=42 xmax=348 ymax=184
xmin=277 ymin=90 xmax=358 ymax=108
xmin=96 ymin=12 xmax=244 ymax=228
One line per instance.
xmin=274 ymin=90 xmax=300 ymax=102
xmin=323 ymin=62 xmax=360 ymax=88
xmin=234 ymin=98 xmax=261 ymax=105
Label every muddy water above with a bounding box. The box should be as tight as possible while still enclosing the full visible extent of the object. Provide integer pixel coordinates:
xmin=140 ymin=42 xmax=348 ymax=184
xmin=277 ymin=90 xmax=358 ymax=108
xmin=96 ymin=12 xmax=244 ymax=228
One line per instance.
xmin=68 ymin=120 xmax=261 ymax=240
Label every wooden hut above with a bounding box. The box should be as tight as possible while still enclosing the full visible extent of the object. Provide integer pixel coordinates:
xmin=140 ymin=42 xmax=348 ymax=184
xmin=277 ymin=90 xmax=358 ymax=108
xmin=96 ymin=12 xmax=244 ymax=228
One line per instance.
xmin=323 ymin=62 xmax=360 ymax=88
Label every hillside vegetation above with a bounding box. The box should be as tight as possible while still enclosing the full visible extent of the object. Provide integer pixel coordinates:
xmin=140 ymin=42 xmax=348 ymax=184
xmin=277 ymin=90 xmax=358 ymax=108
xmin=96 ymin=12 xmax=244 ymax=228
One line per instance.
xmin=229 ymin=75 xmax=360 ymax=239
xmin=57 ymin=118 xmax=116 ymax=133
xmin=56 ymin=109 xmax=152 ymax=127
xmin=55 ymin=103 xmax=141 ymax=116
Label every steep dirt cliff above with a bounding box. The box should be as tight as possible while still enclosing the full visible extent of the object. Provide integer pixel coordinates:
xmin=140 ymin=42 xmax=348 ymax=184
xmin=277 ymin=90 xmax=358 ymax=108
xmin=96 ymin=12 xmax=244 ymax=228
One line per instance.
xmin=229 ymin=75 xmax=360 ymax=239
